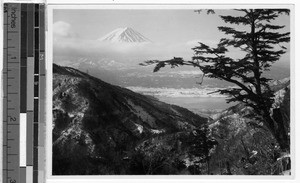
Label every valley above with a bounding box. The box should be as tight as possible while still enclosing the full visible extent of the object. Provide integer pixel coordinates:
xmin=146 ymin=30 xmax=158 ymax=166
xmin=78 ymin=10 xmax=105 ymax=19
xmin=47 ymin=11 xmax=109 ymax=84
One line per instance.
xmin=53 ymin=63 xmax=290 ymax=175
xmin=53 ymin=64 xmax=209 ymax=175
xmin=53 ymin=9 xmax=291 ymax=175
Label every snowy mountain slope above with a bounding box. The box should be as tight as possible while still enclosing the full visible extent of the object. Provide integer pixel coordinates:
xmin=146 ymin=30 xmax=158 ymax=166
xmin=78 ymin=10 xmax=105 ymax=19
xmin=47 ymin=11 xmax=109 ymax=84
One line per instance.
xmin=52 ymin=64 xmax=208 ymax=175
xmin=207 ymin=78 xmax=290 ymax=175
xmin=98 ymin=27 xmax=151 ymax=43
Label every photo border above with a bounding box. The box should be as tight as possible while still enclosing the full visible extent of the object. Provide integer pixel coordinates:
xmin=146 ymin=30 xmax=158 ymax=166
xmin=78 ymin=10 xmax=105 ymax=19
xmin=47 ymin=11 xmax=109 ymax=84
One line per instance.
xmin=45 ymin=2 xmax=296 ymax=183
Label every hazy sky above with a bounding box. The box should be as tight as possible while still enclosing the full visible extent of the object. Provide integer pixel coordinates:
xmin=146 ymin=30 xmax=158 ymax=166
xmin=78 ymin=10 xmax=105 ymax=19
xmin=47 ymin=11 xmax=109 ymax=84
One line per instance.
xmin=54 ymin=9 xmax=229 ymax=43
xmin=53 ymin=9 xmax=290 ymax=65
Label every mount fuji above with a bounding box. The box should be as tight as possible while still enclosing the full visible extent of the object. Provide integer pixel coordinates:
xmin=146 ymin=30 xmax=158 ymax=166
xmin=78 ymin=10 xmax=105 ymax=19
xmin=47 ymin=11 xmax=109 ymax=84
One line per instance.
xmin=98 ymin=27 xmax=151 ymax=43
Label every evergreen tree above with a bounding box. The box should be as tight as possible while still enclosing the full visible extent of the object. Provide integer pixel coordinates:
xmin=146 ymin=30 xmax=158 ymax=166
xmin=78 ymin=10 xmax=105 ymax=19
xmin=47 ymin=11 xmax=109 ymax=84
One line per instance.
xmin=141 ymin=9 xmax=290 ymax=151
xmin=188 ymin=126 xmax=218 ymax=174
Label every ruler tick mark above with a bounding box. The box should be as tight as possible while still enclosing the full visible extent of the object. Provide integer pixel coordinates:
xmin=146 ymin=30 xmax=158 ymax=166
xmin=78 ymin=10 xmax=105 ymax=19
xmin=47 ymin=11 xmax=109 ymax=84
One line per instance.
xmin=4 ymin=4 xmax=46 ymax=183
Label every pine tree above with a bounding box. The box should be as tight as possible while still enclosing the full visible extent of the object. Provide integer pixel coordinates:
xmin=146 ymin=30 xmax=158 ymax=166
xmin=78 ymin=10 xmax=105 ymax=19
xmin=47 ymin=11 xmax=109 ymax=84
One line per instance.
xmin=141 ymin=9 xmax=290 ymax=151
xmin=188 ymin=126 xmax=218 ymax=174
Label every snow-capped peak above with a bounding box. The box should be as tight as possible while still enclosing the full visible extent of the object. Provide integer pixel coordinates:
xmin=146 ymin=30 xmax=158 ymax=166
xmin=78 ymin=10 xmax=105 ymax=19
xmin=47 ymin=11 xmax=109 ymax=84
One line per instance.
xmin=98 ymin=27 xmax=151 ymax=43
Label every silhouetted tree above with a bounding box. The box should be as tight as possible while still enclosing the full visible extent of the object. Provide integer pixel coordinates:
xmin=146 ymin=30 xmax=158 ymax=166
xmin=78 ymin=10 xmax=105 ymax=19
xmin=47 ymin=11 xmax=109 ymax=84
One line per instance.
xmin=188 ymin=126 xmax=218 ymax=174
xmin=141 ymin=9 xmax=290 ymax=151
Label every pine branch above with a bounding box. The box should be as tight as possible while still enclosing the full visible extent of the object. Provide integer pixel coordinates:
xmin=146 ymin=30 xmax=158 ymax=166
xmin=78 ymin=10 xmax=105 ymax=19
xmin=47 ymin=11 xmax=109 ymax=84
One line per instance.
xmin=140 ymin=9 xmax=290 ymax=151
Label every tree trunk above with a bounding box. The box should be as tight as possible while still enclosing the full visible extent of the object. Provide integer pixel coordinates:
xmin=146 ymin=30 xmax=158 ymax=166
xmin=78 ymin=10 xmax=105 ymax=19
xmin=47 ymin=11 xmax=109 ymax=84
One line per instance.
xmin=226 ymin=161 xmax=232 ymax=175
xmin=264 ymin=110 xmax=290 ymax=152
xmin=207 ymin=159 xmax=210 ymax=175
xmin=272 ymin=109 xmax=290 ymax=151
xmin=249 ymin=10 xmax=289 ymax=152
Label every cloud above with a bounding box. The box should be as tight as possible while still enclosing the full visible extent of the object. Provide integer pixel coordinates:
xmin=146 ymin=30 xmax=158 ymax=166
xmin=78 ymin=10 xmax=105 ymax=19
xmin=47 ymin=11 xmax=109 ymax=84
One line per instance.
xmin=53 ymin=31 xmax=289 ymax=67
xmin=53 ymin=21 xmax=76 ymax=38
xmin=53 ymin=37 xmax=246 ymax=65
xmin=52 ymin=25 xmax=233 ymax=64
xmin=53 ymin=36 xmax=196 ymax=64
xmin=52 ymin=22 xmax=198 ymax=62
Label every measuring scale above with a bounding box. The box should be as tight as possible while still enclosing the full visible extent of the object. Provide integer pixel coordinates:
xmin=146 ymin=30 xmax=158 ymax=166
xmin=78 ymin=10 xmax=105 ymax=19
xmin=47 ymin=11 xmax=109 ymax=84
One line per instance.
xmin=2 ymin=3 xmax=46 ymax=183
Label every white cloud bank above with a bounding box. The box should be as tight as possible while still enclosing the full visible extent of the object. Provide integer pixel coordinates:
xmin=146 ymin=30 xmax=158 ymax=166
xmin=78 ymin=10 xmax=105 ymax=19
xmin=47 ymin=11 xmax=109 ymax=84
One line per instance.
xmin=53 ymin=21 xmax=77 ymax=38
xmin=53 ymin=21 xmax=289 ymax=67
xmin=52 ymin=21 xmax=209 ymax=63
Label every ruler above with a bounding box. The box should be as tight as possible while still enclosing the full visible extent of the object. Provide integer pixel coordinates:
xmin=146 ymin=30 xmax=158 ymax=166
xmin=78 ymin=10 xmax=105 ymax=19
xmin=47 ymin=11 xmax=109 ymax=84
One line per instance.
xmin=2 ymin=3 xmax=46 ymax=183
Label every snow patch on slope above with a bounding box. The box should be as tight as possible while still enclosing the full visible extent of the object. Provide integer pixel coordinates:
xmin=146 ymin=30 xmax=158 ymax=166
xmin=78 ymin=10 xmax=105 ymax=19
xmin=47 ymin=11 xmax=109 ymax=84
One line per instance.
xmin=99 ymin=27 xmax=151 ymax=43
xmin=134 ymin=123 xmax=144 ymax=134
xmin=150 ymin=129 xmax=165 ymax=134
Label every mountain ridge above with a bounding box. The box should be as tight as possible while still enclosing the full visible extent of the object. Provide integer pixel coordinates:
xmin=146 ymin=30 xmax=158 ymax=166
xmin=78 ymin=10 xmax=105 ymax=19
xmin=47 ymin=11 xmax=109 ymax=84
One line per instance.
xmin=98 ymin=27 xmax=151 ymax=43
xmin=53 ymin=63 xmax=208 ymax=175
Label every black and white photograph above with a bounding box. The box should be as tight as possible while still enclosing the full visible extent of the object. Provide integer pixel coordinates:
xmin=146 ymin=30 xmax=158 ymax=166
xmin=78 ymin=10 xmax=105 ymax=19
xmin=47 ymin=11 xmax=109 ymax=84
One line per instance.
xmin=52 ymin=7 xmax=291 ymax=175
